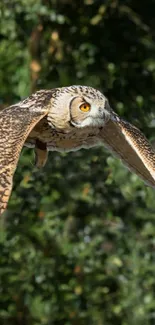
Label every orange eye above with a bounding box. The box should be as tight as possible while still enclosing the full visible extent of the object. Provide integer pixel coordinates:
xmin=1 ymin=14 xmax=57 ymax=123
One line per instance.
xmin=79 ymin=102 xmax=91 ymax=112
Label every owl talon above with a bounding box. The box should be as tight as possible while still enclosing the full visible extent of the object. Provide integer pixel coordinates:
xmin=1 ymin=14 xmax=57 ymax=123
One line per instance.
xmin=34 ymin=140 xmax=48 ymax=168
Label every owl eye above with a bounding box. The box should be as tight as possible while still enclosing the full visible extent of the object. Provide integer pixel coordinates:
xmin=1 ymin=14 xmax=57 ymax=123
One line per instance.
xmin=79 ymin=102 xmax=91 ymax=112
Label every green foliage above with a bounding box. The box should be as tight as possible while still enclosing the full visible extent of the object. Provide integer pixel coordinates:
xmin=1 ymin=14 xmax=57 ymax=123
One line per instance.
xmin=1 ymin=1 xmax=155 ymax=324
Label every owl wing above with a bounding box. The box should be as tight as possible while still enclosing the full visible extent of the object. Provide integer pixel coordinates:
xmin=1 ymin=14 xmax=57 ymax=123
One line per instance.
xmin=0 ymin=90 xmax=52 ymax=215
xmin=99 ymin=116 xmax=155 ymax=188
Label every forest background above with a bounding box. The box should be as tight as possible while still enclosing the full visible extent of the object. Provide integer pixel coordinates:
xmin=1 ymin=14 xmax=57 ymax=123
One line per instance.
xmin=1 ymin=1 xmax=155 ymax=324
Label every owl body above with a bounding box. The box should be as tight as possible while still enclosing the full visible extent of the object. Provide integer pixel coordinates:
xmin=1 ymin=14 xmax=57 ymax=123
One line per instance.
xmin=25 ymin=118 xmax=100 ymax=153
xmin=24 ymin=85 xmax=109 ymax=153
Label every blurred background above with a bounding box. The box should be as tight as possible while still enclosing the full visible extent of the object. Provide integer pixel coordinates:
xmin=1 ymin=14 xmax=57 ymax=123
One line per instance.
xmin=1 ymin=0 xmax=155 ymax=324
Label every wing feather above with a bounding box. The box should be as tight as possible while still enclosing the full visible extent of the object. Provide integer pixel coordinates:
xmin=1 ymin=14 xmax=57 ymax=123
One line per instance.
xmin=99 ymin=117 xmax=155 ymax=188
xmin=0 ymin=90 xmax=52 ymax=215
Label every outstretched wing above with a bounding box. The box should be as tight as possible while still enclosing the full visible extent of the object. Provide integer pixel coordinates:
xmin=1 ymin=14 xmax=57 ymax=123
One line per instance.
xmin=0 ymin=90 xmax=52 ymax=215
xmin=99 ymin=116 xmax=155 ymax=188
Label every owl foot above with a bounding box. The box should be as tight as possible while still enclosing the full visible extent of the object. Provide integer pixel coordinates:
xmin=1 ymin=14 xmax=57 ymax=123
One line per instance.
xmin=34 ymin=139 xmax=48 ymax=168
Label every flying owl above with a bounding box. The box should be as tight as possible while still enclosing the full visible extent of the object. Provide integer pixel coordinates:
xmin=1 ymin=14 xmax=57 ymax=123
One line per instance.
xmin=0 ymin=85 xmax=155 ymax=215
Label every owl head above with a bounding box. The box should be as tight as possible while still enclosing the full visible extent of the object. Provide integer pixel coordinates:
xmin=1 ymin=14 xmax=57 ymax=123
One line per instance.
xmin=47 ymin=86 xmax=111 ymax=131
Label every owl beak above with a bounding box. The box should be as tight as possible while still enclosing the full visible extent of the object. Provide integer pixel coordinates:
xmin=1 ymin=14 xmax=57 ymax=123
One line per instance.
xmin=104 ymin=99 xmax=111 ymax=112
xmin=99 ymin=100 xmax=111 ymax=122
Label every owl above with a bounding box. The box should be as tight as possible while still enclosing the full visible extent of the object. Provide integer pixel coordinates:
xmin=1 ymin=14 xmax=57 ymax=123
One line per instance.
xmin=0 ymin=85 xmax=155 ymax=215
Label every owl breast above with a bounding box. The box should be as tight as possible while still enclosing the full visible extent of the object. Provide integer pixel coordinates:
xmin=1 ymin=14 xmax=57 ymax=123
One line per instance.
xmin=25 ymin=118 xmax=100 ymax=152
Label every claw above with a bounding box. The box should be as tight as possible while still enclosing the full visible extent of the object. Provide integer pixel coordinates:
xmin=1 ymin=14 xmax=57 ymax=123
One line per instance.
xmin=34 ymin=140 xmax=48 ymax=168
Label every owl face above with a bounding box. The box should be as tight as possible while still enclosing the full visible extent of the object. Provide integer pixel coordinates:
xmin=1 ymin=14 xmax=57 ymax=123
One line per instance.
xmin=69 ymin=93 xmax=110 ymax=128
xmin=47 ymin=86 xmax=111 ymax=131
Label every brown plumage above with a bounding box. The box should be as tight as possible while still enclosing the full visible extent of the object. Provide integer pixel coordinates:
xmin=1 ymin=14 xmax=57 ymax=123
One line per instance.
xmin=0 ymin=85 xmax=155 ymax=215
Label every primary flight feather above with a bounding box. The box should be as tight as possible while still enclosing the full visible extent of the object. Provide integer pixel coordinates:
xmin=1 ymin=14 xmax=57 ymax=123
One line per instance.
xmin=0 ymin=85 xmax=155 ymax=215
